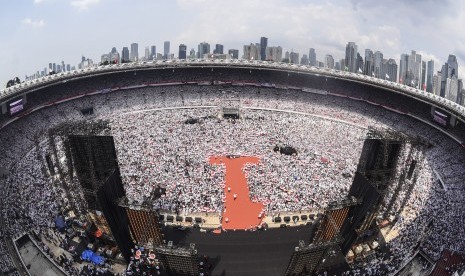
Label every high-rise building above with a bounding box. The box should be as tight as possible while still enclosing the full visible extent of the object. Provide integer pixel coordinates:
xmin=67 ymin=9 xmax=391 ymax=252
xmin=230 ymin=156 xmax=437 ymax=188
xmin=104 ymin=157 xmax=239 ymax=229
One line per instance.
xmin=61 ymin=61 xmax=65 ymax=72
xmin=188 ymin=48 xmax=195 ymax=59
xmin=309 ymin=48 xmax=317 ymax=66
xmin=122 ymin=47 xmax=130 ymax=62
xmin=130 ymin=43 xmax=138 ymax=62
xmin=150 ymin=46 xmax=156 ymax=60
xmin=384 ymin=59 xmax=398 ymax=82
xmin=408 ymin=50 xmax=422 ymax=87
xmin=52 ymin=63 xmax=56 ymax=72
xmin=265 ymin=46 xmax=282 ymax=62
xmin=228 ymin=49 xmax=239 ymax=59
xmin=260 ymin=37 xmax=268 ymax=61
xmin=433 ymin=72 xmax=442 ymax=96
xmin=426 ymin=60 xmax=434 ymax=92
xmin=445 ymin=76 xmax=459 ymax=102
xmin=290 ymin=51 xmax=299 ymax=64
xmin=335 ymin=61 xmax=341 ymax=70
xmin=399 ymin=54 xmax=409 ymax=84
xmin=357 ymin=53 xmax=364 ymax=73
xmin=300 ymin=54 xmax=309 ymax=65
xmin=345 ymin=42 xmax=358 ymax=73
xmin=66 ymin=64 xmax=70 ymax=71
xmin=374 ymin=51 xmax=383 ymax=78
xmin=440 ymin=55 xmax=459 ymax=98
xmin=197 ymin=42 xmax=210 ymax=59
xmin=164 ymin=41 xmax=170 ymax=59
xmin=213 ymin=44 xmax=224 ymax=54
xmin=145 ymin=46 xmax=150 ymax=60
xmin=325 ymin=55 xmax=334 ymax=69
xmin=364 ymin=49 xmax=374 ymax=76
xmin=178 ymin=44 xmax=187 ymax=59
xmin=340 ymin=59 xmax=345 ymax=71
xmin=420 ymin=61 xmax=427 ymax=90
xmin=243 ymin=44 xmax=259 ymax=60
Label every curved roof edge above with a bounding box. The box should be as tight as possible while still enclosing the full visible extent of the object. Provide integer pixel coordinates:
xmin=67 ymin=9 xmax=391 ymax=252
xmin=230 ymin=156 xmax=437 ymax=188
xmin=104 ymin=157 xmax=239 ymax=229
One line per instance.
xmin=1 ymin=60 xmax=464 ymax=118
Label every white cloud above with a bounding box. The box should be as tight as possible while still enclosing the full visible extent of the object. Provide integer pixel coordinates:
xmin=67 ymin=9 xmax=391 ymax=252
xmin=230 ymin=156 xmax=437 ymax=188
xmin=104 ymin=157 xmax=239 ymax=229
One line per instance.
xmin=21 ymin=18 xmax=45 ymax=28
xmin=70 ymin=0 xmax=100 ymax=10
xmin=33 ymin=0 xmax=46 ymax=3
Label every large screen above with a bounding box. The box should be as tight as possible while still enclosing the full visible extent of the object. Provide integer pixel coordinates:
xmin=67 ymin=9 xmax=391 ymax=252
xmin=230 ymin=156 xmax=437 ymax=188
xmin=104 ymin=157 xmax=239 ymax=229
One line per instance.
xmin=433 ymin=110 xmax=448 ymax=127
xmin=9 ymin=98 xmax=24 ymax=115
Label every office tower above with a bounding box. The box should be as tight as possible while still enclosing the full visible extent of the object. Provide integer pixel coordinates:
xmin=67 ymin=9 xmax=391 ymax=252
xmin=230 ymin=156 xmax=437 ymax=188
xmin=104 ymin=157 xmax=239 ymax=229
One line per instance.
xmin=243 ymin=44 xmax=259 ymax=60
xmin=49 ymin=63 xmax=52 ymax=71
xmin=260 ymin=37 xmax=268 ymax=61
xmin=420 ymin=61 xmax=426 ymax=90
xmin=164 ymin=41 xmax=170 ymax=59
xmin=335 ymin=61 xmax=341 ymax=70
xmin=197 ymin=42 xmax=210 ymax=59
xmin=427 ymin=60 xmax=434 ymax=92
xmin=265 ymin=46 xmax=282 ymax=62
xmin=213 ymin=44 xmax=224 ymax=54
xmin=357 ymin=53 xmax=364 ymax=73
xmin=189 ymin=48 xmax=196 ymax=59
xmin=122 ymin=47 xmax=130 ymax=62
xmin=445 ymin=76 xmax=459 ymax=102
xmin=364 ymin=49 xmax=374 ymax=76
xmin=406 ymin=50 xmax=422 ymax=87
xmin=52 ymin=63 xmax=56 ymax=72
xmin=399 ymin=54 xmax=409 ymax=84
xmin=300 ymin=54 xmax=309 ymax=65
xmin=309 ymin=48 xmax=317 ymax=66
xmin=228 ymin=49 xmax=239 ymax=59
xmin=345 ymin=42 xmax=358 ymax=73
xmin=150 ymin=46 xmax=156 ymax=60
xmin=374 ymin=51 xmax=383 ymax=78
xmin=433 ymin=73 xmax=442 ymax=95
xmin=61 ymin=61 xmax=65 ymax=72
xmin=178 ymin=44 xmax=187 ymax=59
xmin=325 ymin=55 xmax=334 ymax=69
xmin=384 ymin=59 xmax=398 ymax=82
xmin=130 ymin=43 xmax=138 ymax=62
xmin=290 ymin=51 xmax=299 ymax=64
xmin=110 ymin=49 xmax=120 ymax=64
xmin=66 ymin=64 xmax=70 ymax=71
xmin=145 ymin=47 xmax=150 ymax=60
xmin=57 ymin=64 xmax=62 ymax=72
xmin=340 ymin=59 xmax=345 ymax=70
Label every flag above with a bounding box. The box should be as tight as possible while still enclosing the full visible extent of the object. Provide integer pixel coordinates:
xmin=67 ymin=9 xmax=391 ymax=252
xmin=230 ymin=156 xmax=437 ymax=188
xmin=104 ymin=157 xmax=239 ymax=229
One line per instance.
xmin=386 ymin=74 xmax=390 ymax=79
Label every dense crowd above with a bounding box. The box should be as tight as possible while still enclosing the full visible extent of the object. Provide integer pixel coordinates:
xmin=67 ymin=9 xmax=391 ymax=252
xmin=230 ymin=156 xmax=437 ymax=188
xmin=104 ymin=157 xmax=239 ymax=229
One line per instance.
xmin=0 ymin=84 xmax=463 ymax=275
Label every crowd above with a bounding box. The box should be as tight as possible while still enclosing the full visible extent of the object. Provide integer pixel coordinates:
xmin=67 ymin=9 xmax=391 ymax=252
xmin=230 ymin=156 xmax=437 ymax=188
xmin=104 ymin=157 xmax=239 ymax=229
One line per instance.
xmin=0 ymin=83 xmax=463 ymax=275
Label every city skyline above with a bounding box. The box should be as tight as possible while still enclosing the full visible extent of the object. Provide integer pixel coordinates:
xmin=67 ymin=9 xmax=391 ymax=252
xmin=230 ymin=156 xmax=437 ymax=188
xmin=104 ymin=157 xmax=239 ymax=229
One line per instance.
xmin=1 ymin=0 xmax=465 ymax=87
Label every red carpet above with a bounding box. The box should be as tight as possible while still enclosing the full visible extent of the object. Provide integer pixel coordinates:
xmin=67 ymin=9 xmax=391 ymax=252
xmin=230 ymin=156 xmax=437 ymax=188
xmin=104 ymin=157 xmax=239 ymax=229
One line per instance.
xmin=210 ymin=156 xmax=265 ymax=230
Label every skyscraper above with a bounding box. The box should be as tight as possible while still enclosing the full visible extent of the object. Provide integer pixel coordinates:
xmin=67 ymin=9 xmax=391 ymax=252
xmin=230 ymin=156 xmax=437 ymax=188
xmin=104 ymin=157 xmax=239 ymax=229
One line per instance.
xmin=384 ymin=59 xmax=398 ymax=82
xmin=440 ymin=55 xmax=459 ymax=99
xmin=213 ymin=44 xmax=224 ymax=54
xmin=300 ymin=54 xmax=309 ymax=65
xmin=197 ymin=42 xmax=210 ymax=59
xmin=421 ymin=61 xmax=427 ymax=90
xmin=408 ymin=51 xmax=422 ymax=87
xmin=364 ymin=49 xmax=374 ymax=76
xmin=309 ymin=48 xmax=317 ymax=66
xmin=189 ymin=48 xmax=196 ymax=59
xmin=265 ymin=46 xmax=282 ymax=62
xmin=164 ymin=41 xmax=170 ymax=59
xmin=178 ymin=44 xmax=187 ymax=59
xmin=243 ymin=44 xmax=259 ymax=60
xmin=145 ymin=46 xmax=150 ymax=60
xmin=150 ymin=46 xmax=156 ymax=60
xmin=357 ymin=53 xmax=364 ymax=73
xmin=399 ymin=54 xmax=409 ymax=84
xmin=228 ymin=49 xmax=239 ymax=59
xmin=345 ymin=42 xmax=358 ymax=72
xmin=426 ymin=60 xmax=434 ymax=92
xmin=122 ymin=47 xmax=130 ymax=63
xmin=290 ymin=51 xmax=299 ymax=64
xmin=260 ymin=37 xmax=268 ymax=61
xmin=130 ymin=43 xmax=138 ymax=62
xmin=325 ymin=55 xmax=334 ymax=69
xmin=374 ymin=51 xmax=383 ymax=78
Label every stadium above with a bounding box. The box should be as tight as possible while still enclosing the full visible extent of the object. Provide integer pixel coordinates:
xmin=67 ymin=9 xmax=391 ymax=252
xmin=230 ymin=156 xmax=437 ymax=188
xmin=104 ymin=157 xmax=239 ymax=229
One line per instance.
xmin=0 ymin=60 xmax=464 ymax=276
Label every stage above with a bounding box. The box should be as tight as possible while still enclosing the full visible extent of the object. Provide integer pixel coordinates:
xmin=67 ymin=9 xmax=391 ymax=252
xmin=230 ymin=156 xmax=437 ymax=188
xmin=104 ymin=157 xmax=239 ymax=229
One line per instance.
xmin=162 ymin=224 xmax=314 ymax=276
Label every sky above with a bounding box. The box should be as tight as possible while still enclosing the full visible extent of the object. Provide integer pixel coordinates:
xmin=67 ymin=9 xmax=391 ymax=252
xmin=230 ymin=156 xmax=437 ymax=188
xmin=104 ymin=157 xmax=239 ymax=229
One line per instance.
xmin=1 ymin=0 xmax=465 ymax=87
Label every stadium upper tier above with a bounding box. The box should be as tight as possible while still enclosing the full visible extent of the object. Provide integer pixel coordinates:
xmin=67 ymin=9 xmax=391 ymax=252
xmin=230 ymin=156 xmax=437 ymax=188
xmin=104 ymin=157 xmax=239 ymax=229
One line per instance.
xmin=1 ymin=60 xmax=465 ymax=124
